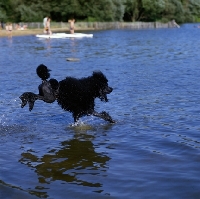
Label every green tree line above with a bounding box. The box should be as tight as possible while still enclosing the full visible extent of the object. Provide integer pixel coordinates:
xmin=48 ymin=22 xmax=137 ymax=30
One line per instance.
xmin=0 ymin=0 xmax=200 ymax=23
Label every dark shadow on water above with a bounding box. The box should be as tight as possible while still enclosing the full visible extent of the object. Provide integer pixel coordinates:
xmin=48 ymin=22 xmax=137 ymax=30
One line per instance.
xmin=18 ymin=124 xmax=113 ymax=198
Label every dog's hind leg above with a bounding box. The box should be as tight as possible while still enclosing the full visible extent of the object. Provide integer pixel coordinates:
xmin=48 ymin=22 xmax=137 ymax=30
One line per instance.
xmin=92 ymin=111 xmax=115 ymax=123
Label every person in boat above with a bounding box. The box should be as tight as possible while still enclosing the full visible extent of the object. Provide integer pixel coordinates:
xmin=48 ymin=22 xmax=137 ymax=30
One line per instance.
xmin=68 ymin=18 xmax=75 ymax=34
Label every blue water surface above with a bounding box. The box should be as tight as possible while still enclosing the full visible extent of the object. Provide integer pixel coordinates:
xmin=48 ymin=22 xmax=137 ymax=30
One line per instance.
xmin=1 ymin=24 xmax=200 ymax=199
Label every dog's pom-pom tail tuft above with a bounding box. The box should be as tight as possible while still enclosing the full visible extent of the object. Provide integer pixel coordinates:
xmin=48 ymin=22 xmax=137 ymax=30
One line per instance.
xmin=36 ymin=64 xmax=51 ymax=80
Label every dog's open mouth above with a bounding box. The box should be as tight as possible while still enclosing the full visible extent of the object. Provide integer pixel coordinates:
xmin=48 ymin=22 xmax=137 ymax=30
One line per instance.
xmin=100 ymin=95 xmax=108 ymax=102
xmin=99 ymin=86 xmax=113 ymax=102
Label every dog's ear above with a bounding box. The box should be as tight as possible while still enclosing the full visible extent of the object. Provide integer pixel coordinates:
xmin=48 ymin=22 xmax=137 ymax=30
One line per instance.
xmin=92 ymin=71 xmax=107 ymax=82
xmin=36 ymin=64 xmax=51 ymax=80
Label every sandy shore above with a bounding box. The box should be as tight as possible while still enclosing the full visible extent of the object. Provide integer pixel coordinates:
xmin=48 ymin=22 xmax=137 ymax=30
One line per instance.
xmin=0 ymin=28 xmax=94 ymax=37
xmin=0 ymin=29 xmax=43 ymax=37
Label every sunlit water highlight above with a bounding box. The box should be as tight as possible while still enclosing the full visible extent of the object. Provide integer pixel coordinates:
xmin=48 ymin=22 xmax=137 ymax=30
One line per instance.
xmin=1 ymin=24 xmax=200 ymax=198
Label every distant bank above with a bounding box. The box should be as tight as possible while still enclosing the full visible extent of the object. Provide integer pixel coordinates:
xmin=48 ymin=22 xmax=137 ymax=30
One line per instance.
xmin=0 ymin=21 xmax=179 ymax=37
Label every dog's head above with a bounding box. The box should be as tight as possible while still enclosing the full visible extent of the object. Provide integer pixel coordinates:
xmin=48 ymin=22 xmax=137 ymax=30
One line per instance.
xmin=36 ymin=64 xmax=51 ymax=80
xmin=92 ymin=71 xmax=113 ymax=102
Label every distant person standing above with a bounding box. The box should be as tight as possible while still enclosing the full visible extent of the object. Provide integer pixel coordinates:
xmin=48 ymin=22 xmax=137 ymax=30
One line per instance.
xmin=6 ymin=23 xmax=12 ymax=37
xmin=1 ymin=21 xmax=4 ymax=29
xmin=172 ymin=19 xmax=180 ymax=28
xmin=46 ymin=17 xmax=52 ymax=35
xmin=68 ymin=18 xmax=75 ymax=34
xmin=43 ymin=16 xmax=48 ymax=33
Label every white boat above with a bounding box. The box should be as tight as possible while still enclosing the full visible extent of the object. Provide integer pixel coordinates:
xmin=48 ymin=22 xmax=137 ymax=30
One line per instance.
xmin=36 ymin=33 xmax=93 ymax=38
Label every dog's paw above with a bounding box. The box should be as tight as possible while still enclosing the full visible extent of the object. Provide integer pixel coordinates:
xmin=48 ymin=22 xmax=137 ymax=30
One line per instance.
xmin=19 ymin=94 xmax=28 ymax=108
xmin=19 ymin=92 xmax=37 ymax=111
xmin=101 ymin=111 xmax=115 ymax=123
xmin=28 ymin=101 xmax=35 ymax=111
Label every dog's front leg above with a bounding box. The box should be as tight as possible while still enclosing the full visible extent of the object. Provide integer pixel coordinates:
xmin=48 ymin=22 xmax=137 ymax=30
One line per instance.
xmin=92 ymin=111 xmax=115 ymax=123
xmin=72 ymin=113 xmax=80 ymax=123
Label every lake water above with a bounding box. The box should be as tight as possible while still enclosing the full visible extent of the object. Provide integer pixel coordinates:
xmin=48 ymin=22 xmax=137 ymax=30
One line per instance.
xmin=1 ymin=24 xmax=200 ymax=199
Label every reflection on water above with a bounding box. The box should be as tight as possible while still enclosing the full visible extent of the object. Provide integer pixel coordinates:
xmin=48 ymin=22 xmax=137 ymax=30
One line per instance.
xmin=0 ymin=123 xmax=113 ymax=198
xmin=69 ymin=38 xmax=78 ymax=53
xmin=20 ymin=136 xmax=110 ymax=189
xmin=21 ymin=123 xmax=113 ymax=198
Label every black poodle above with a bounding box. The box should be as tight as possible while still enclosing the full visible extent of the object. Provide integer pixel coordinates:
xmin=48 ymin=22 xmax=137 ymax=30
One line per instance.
xmin=19 ymin=64 xmax=115 ymax=123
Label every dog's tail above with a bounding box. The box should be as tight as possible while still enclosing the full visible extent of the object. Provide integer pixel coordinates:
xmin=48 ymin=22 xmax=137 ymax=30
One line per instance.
xmin=36 ymin=64 xmax=51 ymax=80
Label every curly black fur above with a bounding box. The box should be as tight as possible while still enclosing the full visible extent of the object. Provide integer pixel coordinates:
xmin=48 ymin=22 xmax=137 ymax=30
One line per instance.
xmin=57 ymin=71 xmax=115 ymax=123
